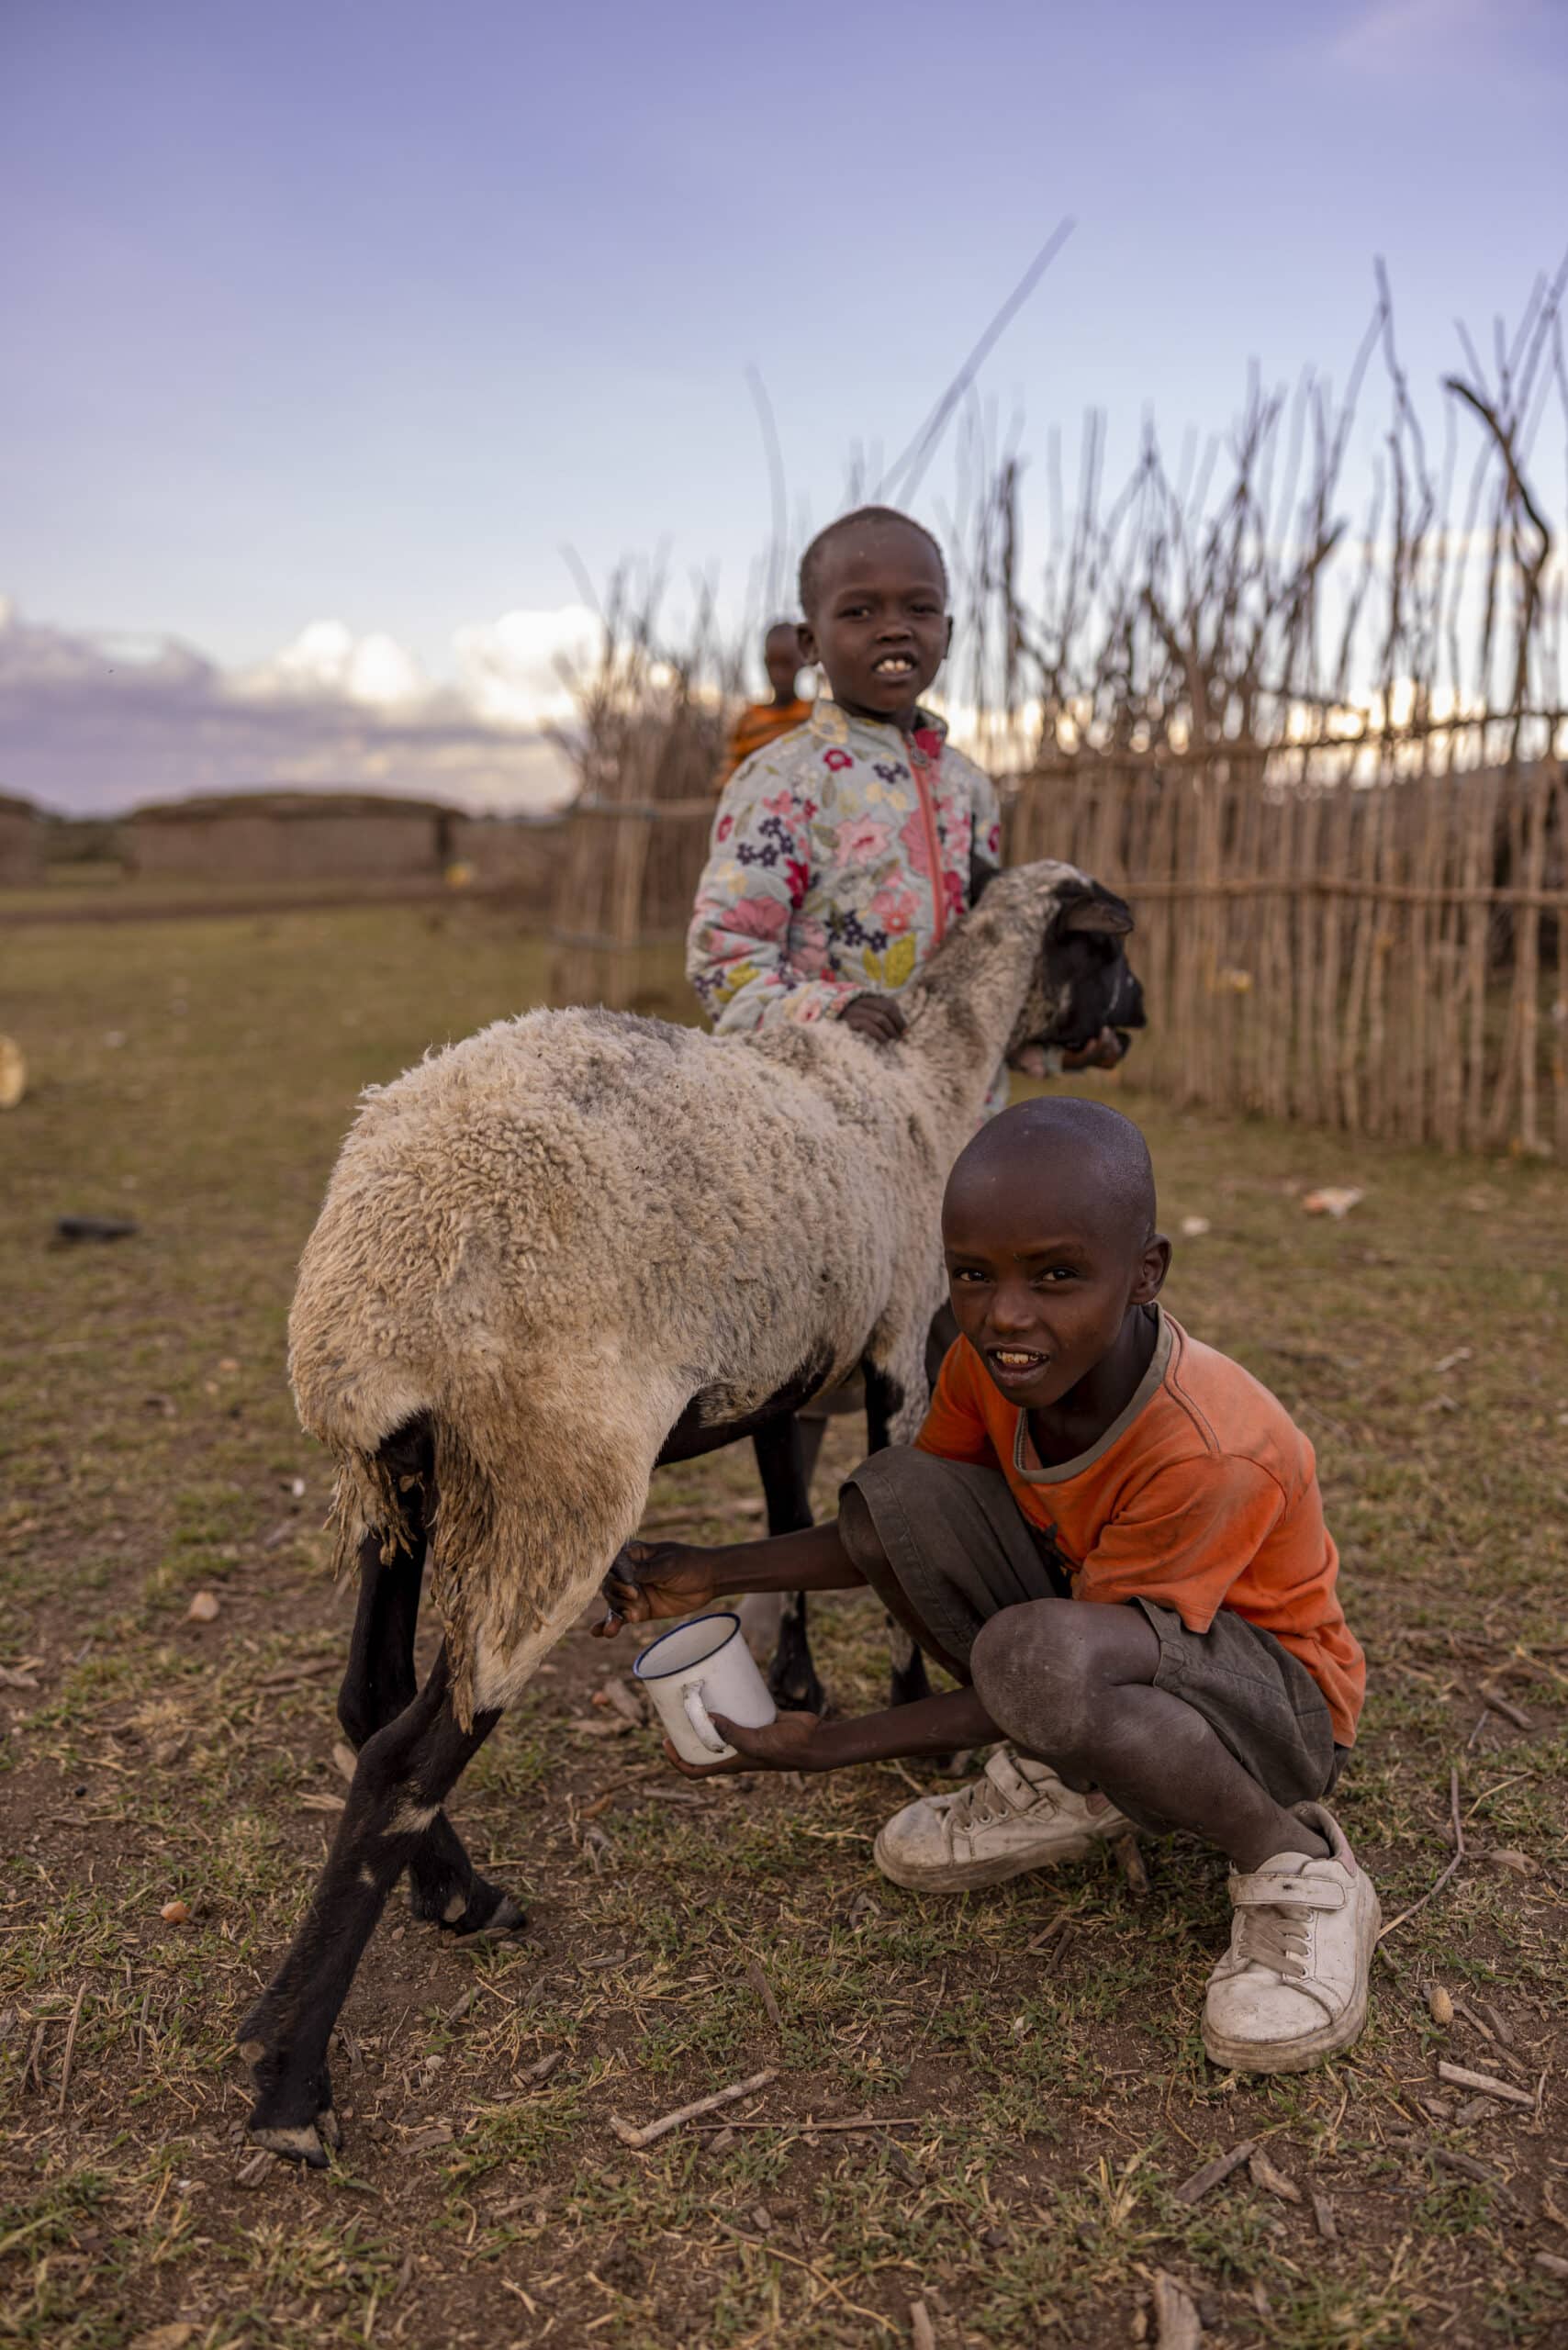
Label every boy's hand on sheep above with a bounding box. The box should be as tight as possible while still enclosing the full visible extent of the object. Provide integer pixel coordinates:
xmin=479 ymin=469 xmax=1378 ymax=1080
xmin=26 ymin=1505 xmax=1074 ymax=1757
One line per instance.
xmin=593 ymin=1539 xmax=720 ymax=1637
xmin=839 ymin=992 xmax=908 ymax=1045
xmin=663 ymin=1708 xmax=826 ymax=1776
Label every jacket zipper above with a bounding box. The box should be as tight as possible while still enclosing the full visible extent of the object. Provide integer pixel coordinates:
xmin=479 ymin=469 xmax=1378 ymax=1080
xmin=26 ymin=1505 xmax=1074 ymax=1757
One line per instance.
xmin=909 ymin=737 xmax=947 ymax=945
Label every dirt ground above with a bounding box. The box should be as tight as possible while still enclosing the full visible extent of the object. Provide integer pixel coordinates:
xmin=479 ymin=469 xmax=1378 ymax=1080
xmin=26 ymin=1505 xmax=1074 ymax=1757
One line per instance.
xmin=3 ymin=897 xmax=1566 ymax=2349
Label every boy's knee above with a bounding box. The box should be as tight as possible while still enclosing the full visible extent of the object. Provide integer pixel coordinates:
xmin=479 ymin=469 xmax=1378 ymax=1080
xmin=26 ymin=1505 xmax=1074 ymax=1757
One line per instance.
xmin=972 ymin=1600 xmax=1103 ymax=1759
xmin=837 ymin=1483 xmax=890 ymax=1579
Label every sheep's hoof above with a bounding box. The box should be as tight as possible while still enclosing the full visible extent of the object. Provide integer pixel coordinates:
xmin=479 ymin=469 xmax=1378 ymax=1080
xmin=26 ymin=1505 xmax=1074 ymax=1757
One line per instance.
xmin=414 ymin=1871 xmax=527 ymax=1939
xmin=247 ymin=2119 xmax=331 ymax=2169
xmin=767 ymin=1656 xmax=827 ymax=1717
xmin=239 ymin=2013 xmax=337 ymax=2165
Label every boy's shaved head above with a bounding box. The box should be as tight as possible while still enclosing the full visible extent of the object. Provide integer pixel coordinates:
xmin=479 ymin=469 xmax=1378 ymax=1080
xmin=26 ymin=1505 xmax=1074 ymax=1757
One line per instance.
xmin=946 ymin=1097 xmax=1158 ymax=1255
xmin=798 ymin=506 xmax=948 ymax=617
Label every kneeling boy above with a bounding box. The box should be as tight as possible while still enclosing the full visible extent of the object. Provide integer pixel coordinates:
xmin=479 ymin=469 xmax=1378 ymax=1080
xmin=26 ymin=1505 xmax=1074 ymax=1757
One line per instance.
xmin=596 ymin=1098 xmax=1376 ymax=2074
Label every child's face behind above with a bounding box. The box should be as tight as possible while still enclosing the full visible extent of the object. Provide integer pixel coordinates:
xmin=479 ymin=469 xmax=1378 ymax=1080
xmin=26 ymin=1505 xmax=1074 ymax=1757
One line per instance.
xmin=799 ymin=522 xmax=951 ymax=729
xmin=764 ymin=628 xmax=803 ymax=701
xmin=941 ymin=1155 xmax=1169 ymax=1414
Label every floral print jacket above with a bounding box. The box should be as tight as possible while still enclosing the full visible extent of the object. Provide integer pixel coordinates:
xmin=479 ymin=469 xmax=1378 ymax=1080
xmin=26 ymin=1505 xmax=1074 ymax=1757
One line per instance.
xmin=687 ymin=699 xmax=1002 ymax=1034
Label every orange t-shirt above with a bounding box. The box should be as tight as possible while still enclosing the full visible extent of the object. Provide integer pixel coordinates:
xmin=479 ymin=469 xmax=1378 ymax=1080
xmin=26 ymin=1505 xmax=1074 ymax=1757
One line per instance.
xmin=715 ymin=699 xmax=812 ymax=789
xmin=916 ymin=1308 xmax=1365 ymax=1745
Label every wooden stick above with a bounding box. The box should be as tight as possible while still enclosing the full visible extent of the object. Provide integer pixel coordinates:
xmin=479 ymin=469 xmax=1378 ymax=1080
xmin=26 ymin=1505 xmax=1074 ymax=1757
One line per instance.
xmin=689 ymin=2113 xmax=923 ymax=2134
xmin=1435 ymin=2062 xmax=1538 ymax=2109
xmin=608 ymin=2067 xmax=778 ymax=2148
xmin=745 ymin=1957 xmax=783 ymax=2033
xmin=55 ymin=1985 xmax=86 ymax=2114
xmin=1174 ymin=2137 xmax=1256 ymax=2203
xmin=1378 ymin=1763 xmax=1464 ymax=1941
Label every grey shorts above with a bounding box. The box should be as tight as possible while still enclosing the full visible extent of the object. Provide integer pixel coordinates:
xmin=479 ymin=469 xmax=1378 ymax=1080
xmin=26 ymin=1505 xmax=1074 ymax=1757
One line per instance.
xmin=841 ymin=1447 xmax=1342 ymax=1821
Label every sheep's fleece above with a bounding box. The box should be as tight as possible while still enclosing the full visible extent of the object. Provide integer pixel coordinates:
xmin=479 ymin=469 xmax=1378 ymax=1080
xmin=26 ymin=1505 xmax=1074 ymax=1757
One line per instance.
xmin=289 ymin=860 xmax=1123 ymax=1724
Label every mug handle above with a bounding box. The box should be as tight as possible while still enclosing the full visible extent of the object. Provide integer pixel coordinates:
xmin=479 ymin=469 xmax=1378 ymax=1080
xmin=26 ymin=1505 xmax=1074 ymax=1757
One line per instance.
xmin=682 ymin=1681 xmax=731 ymax=1756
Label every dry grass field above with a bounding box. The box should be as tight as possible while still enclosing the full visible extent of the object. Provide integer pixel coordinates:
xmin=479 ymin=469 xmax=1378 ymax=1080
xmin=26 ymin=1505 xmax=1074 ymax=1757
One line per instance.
xmin=2 ymin=897 xmax=1565 ymax=2349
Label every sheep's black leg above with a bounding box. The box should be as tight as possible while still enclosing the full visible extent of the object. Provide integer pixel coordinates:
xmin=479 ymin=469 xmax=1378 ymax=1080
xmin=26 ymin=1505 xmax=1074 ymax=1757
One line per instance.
xmin=241 ymin=1645 xmax=498 ymax=2165
xmin=340 ymin=1527 xmax=522 ymax=1940
xmin=752 ymin=1414 xmax=827 ymax=1713
xmin=862 ymin=1360 xmax=937 ymax=1711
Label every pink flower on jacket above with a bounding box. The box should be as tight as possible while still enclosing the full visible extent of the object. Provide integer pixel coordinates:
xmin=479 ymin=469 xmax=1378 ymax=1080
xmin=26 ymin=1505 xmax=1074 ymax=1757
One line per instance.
xmin=899 ymin=807 xmax=934 ymax=875
xmin=791 ymin=915 xmax=829 ymax=975
xmin=944 ymin=867 xmax=967 ymax=921
xmin=716 ymin=813 xmax=734 ymax=843
xmin=869 ymin=879 xmax=918 ymax=935
xmin=761 ymin=789 xmax=798 ymax=819
xmin=823 ymin=748 xmax=854 ymax=772
xmin=834 ymin=812 xmax=893 ymax=863
xmin=722 ymin=894 xmax=790 ymax=943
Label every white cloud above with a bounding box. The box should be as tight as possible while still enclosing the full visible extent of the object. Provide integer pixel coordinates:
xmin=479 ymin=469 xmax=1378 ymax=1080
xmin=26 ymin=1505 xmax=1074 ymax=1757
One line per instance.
xmin=0 ymin=599 xmax=591 ymax=817
xmin=453 ymin=604 xmax=601 ymax=728
xmin=239 ymin=619 xmax=431 ymax=710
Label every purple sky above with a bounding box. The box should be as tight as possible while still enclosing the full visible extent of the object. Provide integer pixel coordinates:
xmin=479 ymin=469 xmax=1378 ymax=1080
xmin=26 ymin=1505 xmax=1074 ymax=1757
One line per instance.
xmin=2 ymin=0 xmax=1564 ymax=809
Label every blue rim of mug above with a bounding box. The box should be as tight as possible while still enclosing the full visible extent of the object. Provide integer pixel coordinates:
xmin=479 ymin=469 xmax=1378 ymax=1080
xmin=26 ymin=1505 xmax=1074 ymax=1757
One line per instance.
xmin=631 ymin=1611 xmax=741 ymax=1681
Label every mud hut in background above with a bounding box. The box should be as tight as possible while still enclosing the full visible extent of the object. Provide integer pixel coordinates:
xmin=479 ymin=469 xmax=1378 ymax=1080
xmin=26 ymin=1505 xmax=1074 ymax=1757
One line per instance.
xmin=0 ymin=794 xmax=45 ymax=885
xmin=446 ymin=811 xmax=571 ymax=918
xmin=126 ymin=790 xmax=460 ymax=882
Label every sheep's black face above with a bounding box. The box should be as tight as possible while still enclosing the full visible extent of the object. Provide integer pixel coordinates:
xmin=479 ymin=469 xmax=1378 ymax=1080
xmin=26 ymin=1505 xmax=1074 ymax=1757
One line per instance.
xmin=1005 ymin=879 xmax=1146 ymax=1072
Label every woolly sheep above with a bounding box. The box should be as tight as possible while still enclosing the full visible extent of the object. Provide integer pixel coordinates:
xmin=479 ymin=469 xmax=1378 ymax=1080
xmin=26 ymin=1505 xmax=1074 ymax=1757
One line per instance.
xmin=240 ymin=857 xmax=1144 ymax=2164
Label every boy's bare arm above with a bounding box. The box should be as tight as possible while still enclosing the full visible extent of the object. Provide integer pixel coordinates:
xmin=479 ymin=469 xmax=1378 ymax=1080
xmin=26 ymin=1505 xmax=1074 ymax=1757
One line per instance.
xmin=591 ymin=1520 xmax=864 ymax=1638
xmin=666 ymin=1686 xmax=999 ymax=1777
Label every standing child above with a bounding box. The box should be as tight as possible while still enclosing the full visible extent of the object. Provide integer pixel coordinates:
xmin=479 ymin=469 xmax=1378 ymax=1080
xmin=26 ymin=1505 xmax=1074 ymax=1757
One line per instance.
xmin=689 ymin=506 xmax=1002 ymax=1052
xmin=714 ymin=621 xmax=813 ymax=790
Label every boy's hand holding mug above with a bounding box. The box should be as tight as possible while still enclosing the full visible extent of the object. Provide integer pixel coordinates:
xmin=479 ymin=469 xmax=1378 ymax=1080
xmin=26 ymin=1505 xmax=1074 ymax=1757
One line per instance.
xmin=664 ymin=1707 xmax=827 ymax=1777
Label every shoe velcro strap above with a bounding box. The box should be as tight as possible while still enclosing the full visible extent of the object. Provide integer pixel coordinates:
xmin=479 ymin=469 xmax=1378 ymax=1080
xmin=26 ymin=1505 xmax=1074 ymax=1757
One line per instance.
xmin=986 ymin=1751 xmax=1047 ymax=1812
xmin=1229 ymin=1873 xmax=1346 ymax=1910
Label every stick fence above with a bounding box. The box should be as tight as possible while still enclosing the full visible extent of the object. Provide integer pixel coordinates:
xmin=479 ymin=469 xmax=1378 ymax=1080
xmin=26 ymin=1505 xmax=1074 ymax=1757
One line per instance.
xmin=1008 ymin=748 xmax=1567 ymax=1157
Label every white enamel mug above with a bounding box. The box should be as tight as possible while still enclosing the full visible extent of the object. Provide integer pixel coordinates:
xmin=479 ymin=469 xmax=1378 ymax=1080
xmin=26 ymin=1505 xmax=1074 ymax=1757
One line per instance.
xmin=632 ymin=1611 xmax=778 ymax=1766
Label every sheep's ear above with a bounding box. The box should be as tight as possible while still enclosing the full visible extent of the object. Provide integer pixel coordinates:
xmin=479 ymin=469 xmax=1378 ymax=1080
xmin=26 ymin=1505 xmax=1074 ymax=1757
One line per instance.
xmin=1058 ymin=883 xmax=1134 ymax=936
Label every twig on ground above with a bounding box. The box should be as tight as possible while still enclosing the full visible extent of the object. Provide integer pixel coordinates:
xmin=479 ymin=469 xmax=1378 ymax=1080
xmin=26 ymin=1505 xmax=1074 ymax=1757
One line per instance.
xmin=910 ymin=2302 xmax=936 ymax=2350
xmin=1249 ymin=2148 xmax=1302 ymax=2202
xmin=1174 ymin=2138 xmax=1256 ymax=2203
xmin=745 ymin=1957 xmax=782 ymax=2033
xmin=689 ymin=2112 xmax=922 ymax=2134
xmin=1482 ymin=1688 xmax=1532 ymax=1730
xmin=1436 ymin=2061 xmax=1537 ymax=2108
xmin=1379 ymin=1763 xmax=1464 ymax=1940
xmin=257 ymin=1657 xmax=338 ymax=1690
xmin=1311 ymin=2188 xmax=1338 ymax=2242
xmin=609 ymin=2067 xmax=778 ymax=2148
xmin=55 ymin=1986 xmax=86 ymax=2114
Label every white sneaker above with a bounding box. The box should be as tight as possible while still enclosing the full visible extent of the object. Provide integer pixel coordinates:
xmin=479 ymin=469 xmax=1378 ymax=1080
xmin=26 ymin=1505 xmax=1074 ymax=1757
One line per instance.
xmin=872 ymin=1748 xmax=1133 ymax=1891
xmin=1203 ymin=1803 xmax=1380 ymax=2074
